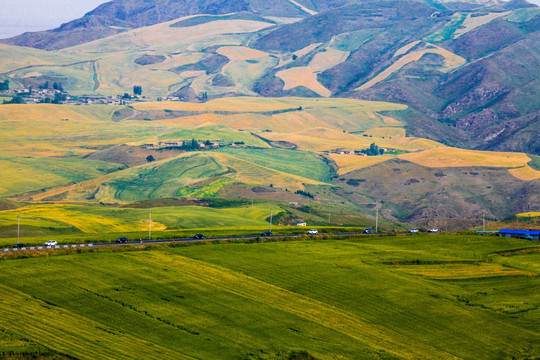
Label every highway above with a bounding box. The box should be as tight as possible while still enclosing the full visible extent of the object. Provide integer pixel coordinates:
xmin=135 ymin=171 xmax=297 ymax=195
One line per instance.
xmin=95 ymin=231 xmax=406 ymax=247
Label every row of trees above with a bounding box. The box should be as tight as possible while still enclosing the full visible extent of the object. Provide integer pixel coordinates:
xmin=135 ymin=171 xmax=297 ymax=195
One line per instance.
xmin=39 ymin=81 xmax=64 ymax=92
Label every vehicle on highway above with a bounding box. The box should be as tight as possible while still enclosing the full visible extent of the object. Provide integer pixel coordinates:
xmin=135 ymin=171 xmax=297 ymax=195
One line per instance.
xmin=260 ymin=231 xmax=272 ymax=236
xmin=428 ymin=228 xmax=439 ymax=233
xmin=12 ymin=243 xmax=26 ymax=249
xmin=408 ymin=228 xmax=419 ymax=233
xmin=307 ymin=229 xmax=318 ymax=235
xmin=363 ymin=228 xmax=374 ymax=234
xmin=44 ymin=240 xmax=57 ymax=246
xmin=115 ymin=237 xmax=129 ymax=243
xmin=192 ymin=234 xmax=204 ymax=239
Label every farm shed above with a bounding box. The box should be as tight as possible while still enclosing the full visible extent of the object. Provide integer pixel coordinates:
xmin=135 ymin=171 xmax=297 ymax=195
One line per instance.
xmin=499 ymin=229 xmax=540 ymax=241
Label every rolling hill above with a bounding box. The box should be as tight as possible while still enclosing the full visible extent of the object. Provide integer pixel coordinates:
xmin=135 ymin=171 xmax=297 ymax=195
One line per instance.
xmin=0 ymin=0 xmax=537 ymax=154
xmin=0 ymin=97 xmax=537 ymax=231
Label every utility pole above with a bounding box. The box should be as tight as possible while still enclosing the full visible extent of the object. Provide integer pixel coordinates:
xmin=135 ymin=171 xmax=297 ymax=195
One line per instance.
xmin=328 ymin=212 xmax=331 ymax=224
xmin=17 ymin=213 xmax=20 ymax=244
xmin=269 ymin=206 xmax=273 ymax=232
xmin=149 ymin=209 xmax=152 ymax=241
xmin=375 ymin=206 xmax=379 ymax=233
xmin=482 ymin=212 xmax=485 ymax=232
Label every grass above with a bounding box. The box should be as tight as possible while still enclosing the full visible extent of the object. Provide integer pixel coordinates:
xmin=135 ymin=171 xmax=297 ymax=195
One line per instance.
xmin=0 ymin=235 xmax=537 ymax=359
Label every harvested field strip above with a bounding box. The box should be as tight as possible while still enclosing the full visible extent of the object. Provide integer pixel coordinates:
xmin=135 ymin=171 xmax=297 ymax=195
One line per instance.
xmin=0 ymin=284 xmax=192 ymax=360
xmin=391 ymin=263 xmax=536 ymax=279
xmin=328 ymin=154 xmax=392 ymax=175
xmin=356 ymin=46 xmax=465 ymax=91
xmin=276 ymin=67 xmax=332 ymax=97
xmin=138 ymin=252 xmax=459 ymax=360
xmin=398 ymin=147 xmax=531 ymax=168
xmin=508 ymin=165 xmax=540 ymax=181
xmin=453 ymin=12 xmax=510 ymax=38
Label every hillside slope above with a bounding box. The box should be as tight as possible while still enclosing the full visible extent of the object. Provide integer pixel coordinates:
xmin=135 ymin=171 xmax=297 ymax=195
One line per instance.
xmin=0 ymin=0 xmax=346 ymax=50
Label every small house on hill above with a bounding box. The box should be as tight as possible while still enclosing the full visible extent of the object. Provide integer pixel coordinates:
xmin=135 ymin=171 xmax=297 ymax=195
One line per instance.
xmin=499 ymin=229 xmax=540 ymax=241
xmin=291 ymin=222 xmax=307 ymax=227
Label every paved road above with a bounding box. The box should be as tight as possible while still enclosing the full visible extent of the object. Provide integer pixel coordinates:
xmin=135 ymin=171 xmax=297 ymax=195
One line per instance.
xmin=5 ymin=231 xmax=417 ymax=252
xmin=96 ymin=231 xmax=407 ymax=247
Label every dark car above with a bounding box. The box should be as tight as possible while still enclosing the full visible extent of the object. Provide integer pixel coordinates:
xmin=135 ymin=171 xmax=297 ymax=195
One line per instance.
xmin=192 ymin=234 xmax=204 ymax=239
xmin=115 ymin=237 xmax=129 ymax=243
xmin=12 ymin=243 xmax=26 ymax=249
xmin=260 ymin=231 xmax=272 ymax=236
xmin=362 ymin=228 xmax=374 ymax=234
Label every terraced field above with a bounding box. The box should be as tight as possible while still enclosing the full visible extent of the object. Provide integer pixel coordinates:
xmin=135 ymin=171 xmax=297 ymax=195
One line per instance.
xmin=0 ymin=235 xmax=537 ymax=359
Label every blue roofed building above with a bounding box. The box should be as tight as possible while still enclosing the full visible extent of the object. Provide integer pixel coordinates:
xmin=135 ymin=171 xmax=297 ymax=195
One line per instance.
xmin=499 ymin=229 xmax=540 ymax=241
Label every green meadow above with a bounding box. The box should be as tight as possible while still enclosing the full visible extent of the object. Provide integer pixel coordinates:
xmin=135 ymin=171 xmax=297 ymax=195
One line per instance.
xmin=0 ymin=235 xmax=537 ymax=359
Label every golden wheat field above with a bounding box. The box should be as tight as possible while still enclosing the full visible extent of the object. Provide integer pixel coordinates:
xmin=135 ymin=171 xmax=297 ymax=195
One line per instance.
xmin=399 ymin=147 xmax=532 ymax=168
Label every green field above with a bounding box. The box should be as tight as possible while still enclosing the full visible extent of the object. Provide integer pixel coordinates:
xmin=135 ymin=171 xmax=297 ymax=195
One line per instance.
xmin=216 ymin=147 xmax=335 ymax=182
xmin=0 ymin=203 xmax=284 ymax=242
xmin=0 ymin=235 xmax=538 ymax=359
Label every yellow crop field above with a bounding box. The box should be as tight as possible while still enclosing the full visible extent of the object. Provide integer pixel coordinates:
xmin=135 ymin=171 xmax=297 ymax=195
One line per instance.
xmin=508 ymin=165 xmax=540 ymax=181
xmin=393 ymin=263 xmax=535 ymax=279
xmin=216 ymin=46 xmax=268 ymax=60
xmin=328 ymin=154 xmax=392 ymax=175
xmin=392 ymin=41 xmax=421 ymax=58
xmin=453 ymin=12 xmax=510 ymax=38
xmin=356 ymin=44 xmax=466 ymax=91
xmin=399 ymin=147 xmax=531 ymax=168
xmin=309 ymin=47 xmax=350 ymax=72
xmin=276 ymin=67 xmax=332 ymax=97
xmin=517 ymin=212 xmax=540 ymax=217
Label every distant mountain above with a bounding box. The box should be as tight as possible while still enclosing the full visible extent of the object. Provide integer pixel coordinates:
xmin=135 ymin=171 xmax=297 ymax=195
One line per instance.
xmin=0 ymin=0 xmax=348 ymax=50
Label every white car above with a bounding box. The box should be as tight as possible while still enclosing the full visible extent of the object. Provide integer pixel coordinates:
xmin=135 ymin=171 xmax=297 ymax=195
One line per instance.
xmin=44 ymin=240 xmax=57 ymax=246
xmin=408 ymin=228 xmax=419 ymax=233
xmin=307 ymin=229 xmax=318 ymax=235
xmin=428 ymin=228 xmax=439 ymax=233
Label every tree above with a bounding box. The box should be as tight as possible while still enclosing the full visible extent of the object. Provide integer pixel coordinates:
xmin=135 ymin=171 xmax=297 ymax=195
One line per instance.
xmin=40 ymin=81 xmax=49 ymax=90
xmin=361 ymin=143 xmax=382 ymax=156
xmin=52 ymin=92 xmax=67 ymax=104
xmin=53 ymin=82 xmax=64 ymax=92
xmin=3 ymin=95 xmax=26 ymax=104
xmin=0 ymin=80 xmax=9 ymax=91
xmin=146 ymin=155 xmax=155 ymax=162
xmin=190 ymin=139 xmax=200 ymax=150
xmin=200 ymin=92 xmax=208 ymax=103
xmin=133 ymin=85 xmax=143 ymax=96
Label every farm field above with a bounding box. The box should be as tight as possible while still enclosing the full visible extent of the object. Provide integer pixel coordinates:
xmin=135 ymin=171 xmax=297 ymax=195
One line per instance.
xmin=0 ymin=203 xmax=283 ymax=241
xmin=0 ymin=235 xmax=538 ymax=359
